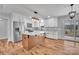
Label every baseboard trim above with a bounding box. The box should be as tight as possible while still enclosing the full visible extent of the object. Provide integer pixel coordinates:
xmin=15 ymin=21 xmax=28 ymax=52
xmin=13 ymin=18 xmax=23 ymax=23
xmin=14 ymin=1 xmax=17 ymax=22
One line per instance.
xmin=0 ymin=38 xmax=8 ymax=40
xmin=14 ymin=40 xmax=22 ymax=43
xmin=63 ymin=39 xmax=79 ymax=43
xmin=45 ymin=37 xmax=79 ymax=43
xmin=0 ymin=38 xmax=8 ymax=42
xmin=46 ymin=37 xmax=63 ymax=40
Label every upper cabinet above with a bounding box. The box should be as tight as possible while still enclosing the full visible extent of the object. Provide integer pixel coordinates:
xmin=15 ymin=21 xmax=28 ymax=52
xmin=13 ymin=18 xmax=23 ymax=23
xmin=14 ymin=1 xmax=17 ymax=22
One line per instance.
xmin=44 ymin=17 xmax=58 ymax=27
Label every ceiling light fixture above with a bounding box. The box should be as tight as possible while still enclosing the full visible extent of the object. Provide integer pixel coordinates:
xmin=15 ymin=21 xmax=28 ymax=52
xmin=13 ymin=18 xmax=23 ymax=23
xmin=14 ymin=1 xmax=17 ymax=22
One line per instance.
xmin=69 ymin=4 xmax=76 ymax=19
xmin=32 ymin=11 xmax=40 ymax=21
xmin=34 ymin=11 xmax=38 ymax=14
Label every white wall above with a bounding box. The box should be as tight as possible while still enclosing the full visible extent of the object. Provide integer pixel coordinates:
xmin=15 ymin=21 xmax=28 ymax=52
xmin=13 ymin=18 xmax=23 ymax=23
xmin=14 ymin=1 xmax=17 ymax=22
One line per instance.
xmin=0 ymin=20 xmax=8 ymax=39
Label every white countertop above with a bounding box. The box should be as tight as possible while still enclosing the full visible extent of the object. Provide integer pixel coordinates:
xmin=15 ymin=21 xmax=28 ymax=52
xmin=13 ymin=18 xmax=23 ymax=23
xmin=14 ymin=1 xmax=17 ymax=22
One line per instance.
xmin=24 ymin=31 xmax=45 ymax=36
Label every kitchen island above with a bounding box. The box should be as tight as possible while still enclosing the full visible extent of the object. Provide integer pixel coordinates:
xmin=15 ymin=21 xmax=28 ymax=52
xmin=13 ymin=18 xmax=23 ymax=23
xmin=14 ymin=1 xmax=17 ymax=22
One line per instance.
xmin=22 ymin=33 xmax=45 ymax=50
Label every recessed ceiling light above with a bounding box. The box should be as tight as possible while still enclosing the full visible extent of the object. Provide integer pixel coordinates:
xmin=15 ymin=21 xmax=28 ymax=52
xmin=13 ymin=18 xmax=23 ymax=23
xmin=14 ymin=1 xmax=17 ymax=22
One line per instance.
xmin=40 ymin=20 xmax=44 ymax=22
xmin=0 ymin=19 xmax=2 ymax=21
xmin=48 ymin=16 xmax=51 ymax=18
xmin=29 ymin=16 xmax=32 ymax=18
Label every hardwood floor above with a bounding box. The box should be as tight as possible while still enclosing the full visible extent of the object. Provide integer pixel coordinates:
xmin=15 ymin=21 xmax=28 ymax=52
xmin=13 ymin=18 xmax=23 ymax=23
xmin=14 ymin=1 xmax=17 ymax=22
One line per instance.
xmin=0 ymin=38 xmax=79 ymax=55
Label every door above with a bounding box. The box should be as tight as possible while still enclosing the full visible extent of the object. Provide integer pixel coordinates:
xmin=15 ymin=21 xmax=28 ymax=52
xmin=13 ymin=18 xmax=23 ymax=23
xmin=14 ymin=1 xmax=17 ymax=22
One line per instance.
xmin=64 ymin=19 xmax=79 ymax=41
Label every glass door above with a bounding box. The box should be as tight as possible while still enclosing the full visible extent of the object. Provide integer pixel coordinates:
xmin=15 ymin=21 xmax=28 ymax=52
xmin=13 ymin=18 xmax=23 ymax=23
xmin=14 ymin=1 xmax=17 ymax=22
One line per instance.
xmin=64 ymin=19 xmax=79 ymax=41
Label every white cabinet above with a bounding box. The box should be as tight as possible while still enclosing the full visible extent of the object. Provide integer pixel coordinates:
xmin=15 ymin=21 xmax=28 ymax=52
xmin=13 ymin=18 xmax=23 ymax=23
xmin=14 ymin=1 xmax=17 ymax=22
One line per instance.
xmin=46 ymin=32 xmax=58 ymax=39
xmin=44 ymin=17 xmax=61 ymax=39
xmin=44 ymin=17 xmax=58 ymax=27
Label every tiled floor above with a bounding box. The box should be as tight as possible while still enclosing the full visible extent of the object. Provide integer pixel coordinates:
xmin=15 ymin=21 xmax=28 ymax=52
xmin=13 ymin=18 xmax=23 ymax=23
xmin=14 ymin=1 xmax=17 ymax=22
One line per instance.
xmin=0 ymin=38 xmax=79 ymax=55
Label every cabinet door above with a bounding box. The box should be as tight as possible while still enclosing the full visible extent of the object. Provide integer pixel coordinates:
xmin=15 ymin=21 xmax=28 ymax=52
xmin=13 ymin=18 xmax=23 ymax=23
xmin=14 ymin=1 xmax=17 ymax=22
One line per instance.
xmin=22 ymin=34 xmax=28 ymax=49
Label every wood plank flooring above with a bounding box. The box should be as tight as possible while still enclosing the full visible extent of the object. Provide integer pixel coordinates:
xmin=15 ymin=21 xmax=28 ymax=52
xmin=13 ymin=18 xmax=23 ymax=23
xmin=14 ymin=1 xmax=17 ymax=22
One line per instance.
xmin=0 ymin=38 xmax=79 ymax=55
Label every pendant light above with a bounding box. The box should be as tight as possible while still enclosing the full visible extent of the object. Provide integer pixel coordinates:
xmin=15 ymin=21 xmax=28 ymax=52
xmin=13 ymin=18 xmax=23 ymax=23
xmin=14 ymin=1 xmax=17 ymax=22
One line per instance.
xmin=69 ymin=4 xmax=76 ymax=19
xmin=32 ymin=11 xmax=39 ymax=21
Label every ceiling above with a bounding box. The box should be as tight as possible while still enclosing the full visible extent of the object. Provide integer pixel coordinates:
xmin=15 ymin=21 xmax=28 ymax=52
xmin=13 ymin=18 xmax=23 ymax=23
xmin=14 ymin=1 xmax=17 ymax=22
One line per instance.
xmin=0 ymin=4 xmax=79 ymax=19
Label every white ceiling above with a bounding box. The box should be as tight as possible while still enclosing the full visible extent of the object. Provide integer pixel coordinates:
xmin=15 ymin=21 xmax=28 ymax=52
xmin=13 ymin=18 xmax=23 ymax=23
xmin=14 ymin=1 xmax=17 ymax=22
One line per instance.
xmin=0 ymin=4 xmax=79 ymax=19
